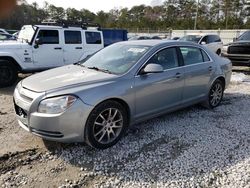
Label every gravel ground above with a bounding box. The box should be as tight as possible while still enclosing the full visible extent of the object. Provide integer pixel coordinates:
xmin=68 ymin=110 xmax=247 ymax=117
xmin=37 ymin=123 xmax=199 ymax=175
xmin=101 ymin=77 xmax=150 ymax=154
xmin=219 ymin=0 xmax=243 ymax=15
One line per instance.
xmin=0 ymin=72 xmax=250 ymax=188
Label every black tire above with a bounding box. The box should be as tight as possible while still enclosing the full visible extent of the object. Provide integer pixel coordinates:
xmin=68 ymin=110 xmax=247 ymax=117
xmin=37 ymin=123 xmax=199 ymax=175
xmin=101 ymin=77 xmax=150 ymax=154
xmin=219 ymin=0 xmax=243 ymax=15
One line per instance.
xmin=216 ymin=49 xmax=221 ymax=55
xmin=0 ymin=60 xmax=18 ymax=88
xmin=85 ymin=100 xmax=129 ymax=149
xmin=204 ymin=79 xmax=224 ymax=109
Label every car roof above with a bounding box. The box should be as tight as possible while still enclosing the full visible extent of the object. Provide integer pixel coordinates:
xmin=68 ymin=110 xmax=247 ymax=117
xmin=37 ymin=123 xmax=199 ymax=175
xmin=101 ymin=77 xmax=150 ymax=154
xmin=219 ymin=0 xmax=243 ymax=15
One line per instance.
xmin=185 ymin=33 xmax=219 ymax=37
xmin=117 ymin=40 xmax=201 ymax=47
xmin=34 ymin=25 xmax=100 ymax=31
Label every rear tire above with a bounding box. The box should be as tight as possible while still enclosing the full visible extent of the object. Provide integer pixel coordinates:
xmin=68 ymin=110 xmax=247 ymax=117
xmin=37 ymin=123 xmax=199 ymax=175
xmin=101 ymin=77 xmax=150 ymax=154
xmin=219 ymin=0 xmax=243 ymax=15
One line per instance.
xmin=85 ymin=100 xmax=129 ymax=149
xmin=203 ymin=79 xmax=224 ymax=109
xmin=216 ymin=49 xmax=221 ymax=55
xmin=0 ymin=60 xmax=18 ymax=88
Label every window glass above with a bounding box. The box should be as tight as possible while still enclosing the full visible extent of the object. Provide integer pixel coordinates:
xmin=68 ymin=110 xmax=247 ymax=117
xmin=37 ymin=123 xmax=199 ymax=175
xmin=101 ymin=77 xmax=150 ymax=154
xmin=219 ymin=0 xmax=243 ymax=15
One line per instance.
xmin=214 ymin=35 xmax=221 ymax=42
xmin=200 ymin=36 xmax=208 ymax=43
xmin=180 ymin=47 xmax=203 ymax=65
xmin=238 ymin=31 xmax=250 ymax=41
xmin=37 ymin=30 xmax=59 ymax=44
xmin=179 ymin=35 xmax=202 ymax=43
xmin=147 ymin=48 xmax=179 ymax=70
xmin=64 ymin=31 xmax=82 ymax=44
xmin=85 ymin=32 xmax=101 ymax=44
xmin=201 ymin=50 xmax=210 ymax=62
xmin=82 ymin=44 xmax=150 ymax=74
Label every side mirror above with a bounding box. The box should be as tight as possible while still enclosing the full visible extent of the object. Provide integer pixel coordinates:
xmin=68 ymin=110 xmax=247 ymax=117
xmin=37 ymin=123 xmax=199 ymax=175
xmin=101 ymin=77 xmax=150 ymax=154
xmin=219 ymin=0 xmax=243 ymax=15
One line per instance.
xmin=201 ymin=41 xmax=207 ymax=45
xmin=233 ymin=37 xmax=237 ymax=42
xmin=141 ymin=64 xmax=163 ymax=74
xmin=34 ymin=38 xmax=42 ymax=48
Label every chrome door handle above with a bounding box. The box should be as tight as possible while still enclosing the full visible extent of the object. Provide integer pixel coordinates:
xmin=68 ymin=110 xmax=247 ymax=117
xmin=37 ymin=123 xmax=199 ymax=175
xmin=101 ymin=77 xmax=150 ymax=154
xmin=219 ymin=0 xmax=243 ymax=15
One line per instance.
xmin=208 ymin=66 xmax=213 ymax=72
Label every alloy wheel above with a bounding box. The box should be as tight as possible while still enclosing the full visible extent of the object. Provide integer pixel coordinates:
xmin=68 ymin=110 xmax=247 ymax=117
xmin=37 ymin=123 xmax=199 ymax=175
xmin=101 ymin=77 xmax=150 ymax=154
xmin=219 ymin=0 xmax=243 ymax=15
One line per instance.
xmin=209 ymin=82 xmax=223 ymax=107
xmin=93 ymin=108 xmax=123 ymax=144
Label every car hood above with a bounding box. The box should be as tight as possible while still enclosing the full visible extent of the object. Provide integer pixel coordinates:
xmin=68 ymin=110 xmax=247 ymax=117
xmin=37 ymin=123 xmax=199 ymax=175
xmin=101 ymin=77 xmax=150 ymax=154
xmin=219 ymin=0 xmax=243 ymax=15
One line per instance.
xmin=226 ymin=40 xmax=250 ymax=46
xmin=0 ymin=40 xmax=27 ymax=49
xmin=21 ymin=65 xmax=117 ymax=92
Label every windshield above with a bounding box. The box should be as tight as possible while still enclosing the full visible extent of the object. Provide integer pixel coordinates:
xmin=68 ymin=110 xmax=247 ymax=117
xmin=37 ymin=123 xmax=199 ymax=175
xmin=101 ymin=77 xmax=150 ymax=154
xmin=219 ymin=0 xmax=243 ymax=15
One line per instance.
xmin=18 ymin=25 xmax=36 ymax=43
xmin=237 ymin=31 xmax=250 ymax=41
xmin=179 ymin=35 xmax=202 ymax=43
xmin=81 ymin=43 xmax=150 ymax=74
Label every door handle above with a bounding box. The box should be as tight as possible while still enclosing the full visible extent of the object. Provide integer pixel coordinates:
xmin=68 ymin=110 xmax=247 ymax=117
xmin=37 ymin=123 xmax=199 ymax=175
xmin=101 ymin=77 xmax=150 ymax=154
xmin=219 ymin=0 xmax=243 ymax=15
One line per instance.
xmin=208 ymin=66 xmax=213 ymax=72
xmin=75 ymin=47 xmax=83 ymax=49
xmin=175 ymin=72 xmax=181 ymax=78
xmin=54 ymin=47 xmax=62 ymax=50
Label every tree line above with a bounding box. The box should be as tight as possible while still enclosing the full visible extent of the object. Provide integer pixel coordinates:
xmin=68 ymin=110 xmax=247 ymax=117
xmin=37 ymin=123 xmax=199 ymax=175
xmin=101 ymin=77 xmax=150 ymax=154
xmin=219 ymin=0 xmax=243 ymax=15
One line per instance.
xmin=1 ymin=0 xmax=250 ymax=31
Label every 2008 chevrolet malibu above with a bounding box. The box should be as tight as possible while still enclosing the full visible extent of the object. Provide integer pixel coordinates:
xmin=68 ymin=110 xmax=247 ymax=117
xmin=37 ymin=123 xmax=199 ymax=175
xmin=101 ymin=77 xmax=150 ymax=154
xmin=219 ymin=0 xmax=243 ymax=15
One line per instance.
xmin=13 ymin=40 xmax=232 ymax=149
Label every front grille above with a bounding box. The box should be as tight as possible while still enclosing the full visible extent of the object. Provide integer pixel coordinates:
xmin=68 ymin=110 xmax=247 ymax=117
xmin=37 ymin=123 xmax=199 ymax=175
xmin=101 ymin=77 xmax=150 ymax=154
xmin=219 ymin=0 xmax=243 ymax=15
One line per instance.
xmin=228 ymin=45 xmax=250 ymax=54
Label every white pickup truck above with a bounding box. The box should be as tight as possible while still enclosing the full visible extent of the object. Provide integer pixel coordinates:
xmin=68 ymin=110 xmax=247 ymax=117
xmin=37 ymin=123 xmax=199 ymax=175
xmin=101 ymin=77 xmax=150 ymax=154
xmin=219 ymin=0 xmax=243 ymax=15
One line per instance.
xmin=0 ymin=25 xmax=106 ymax=87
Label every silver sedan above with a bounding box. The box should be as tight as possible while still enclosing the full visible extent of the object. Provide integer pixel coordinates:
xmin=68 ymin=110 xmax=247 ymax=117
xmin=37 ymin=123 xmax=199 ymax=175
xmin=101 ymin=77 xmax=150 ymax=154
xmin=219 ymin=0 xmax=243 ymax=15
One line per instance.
xmin=13 ymin=40 xmax=232 ymax=149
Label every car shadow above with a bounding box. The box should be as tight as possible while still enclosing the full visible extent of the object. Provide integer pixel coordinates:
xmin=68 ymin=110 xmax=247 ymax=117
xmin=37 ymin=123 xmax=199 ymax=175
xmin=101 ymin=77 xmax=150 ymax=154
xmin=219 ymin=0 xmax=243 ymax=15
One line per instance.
xmin=42 ymin=90 xmax=250 ymax=186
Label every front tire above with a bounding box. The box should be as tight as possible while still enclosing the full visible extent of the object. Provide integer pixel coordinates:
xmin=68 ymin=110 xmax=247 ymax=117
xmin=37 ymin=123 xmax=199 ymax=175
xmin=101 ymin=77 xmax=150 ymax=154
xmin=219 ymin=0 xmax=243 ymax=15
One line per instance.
xmin=204 ymin=79 xmax=224 ymax=109
xmin=85 ymin=100 xmax=129 ymax=149
xmin=0 ymin=60 xmax=18 ymax=88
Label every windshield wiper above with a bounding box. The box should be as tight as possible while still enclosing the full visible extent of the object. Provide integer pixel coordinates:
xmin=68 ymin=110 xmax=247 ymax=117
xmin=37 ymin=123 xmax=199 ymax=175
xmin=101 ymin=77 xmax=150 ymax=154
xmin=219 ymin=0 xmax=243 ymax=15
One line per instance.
xmin=87 ymin=66 xmax=113 ymax=74
xmin=73 ymin=62 xmax=85 ymax=67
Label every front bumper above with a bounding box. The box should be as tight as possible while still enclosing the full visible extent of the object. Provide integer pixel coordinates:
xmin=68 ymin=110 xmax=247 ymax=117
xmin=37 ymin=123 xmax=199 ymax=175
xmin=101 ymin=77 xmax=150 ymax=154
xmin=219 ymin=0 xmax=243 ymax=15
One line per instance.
xmin=13 ymin=85 xmax=94 ymax=143
xmin=222 ymin=53 xmax=250 ymax=66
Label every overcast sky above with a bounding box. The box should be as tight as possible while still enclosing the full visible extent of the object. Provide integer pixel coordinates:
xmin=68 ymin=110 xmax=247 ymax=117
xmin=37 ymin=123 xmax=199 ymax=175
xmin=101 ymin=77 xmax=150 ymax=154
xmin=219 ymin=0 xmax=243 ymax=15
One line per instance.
xmin=26 ymin=0 xmax=163 ymax=13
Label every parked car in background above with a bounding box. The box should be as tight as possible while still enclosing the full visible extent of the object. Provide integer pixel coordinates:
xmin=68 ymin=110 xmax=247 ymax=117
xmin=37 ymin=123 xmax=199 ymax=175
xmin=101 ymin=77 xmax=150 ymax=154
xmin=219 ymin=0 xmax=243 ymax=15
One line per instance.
xmin=129 ymin=36 xmax=151 ymax=40
xmin=13 ymin=40 xmax=232 ymax=149
xmin=180 ymin=34 xmax=223 ymax=55
xmin=222 ymin=30 xmax=250 ymax=66
xmin=0 ymin=24 xmax=128 ymax=87
xmin=151 ymin=36 xmax=162 ymax=40
xmin=172 ymin=37 xmax=180 ymax=40
xmin=0 ymin=28 xmax=9 ymax=34
xmin=0 ymin=33 xmax=16 ymax=41
xmin=13 ymin=31 xmax=19 ymax=38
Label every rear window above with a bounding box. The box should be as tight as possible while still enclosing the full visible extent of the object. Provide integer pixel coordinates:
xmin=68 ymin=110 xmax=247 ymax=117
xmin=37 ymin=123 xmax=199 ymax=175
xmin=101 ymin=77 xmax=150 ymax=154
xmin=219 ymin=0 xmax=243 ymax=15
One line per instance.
xmin=64 ymin=31 xmax=82 ymax=44
xmin=85 ymin=32 xmax=101 ymax=44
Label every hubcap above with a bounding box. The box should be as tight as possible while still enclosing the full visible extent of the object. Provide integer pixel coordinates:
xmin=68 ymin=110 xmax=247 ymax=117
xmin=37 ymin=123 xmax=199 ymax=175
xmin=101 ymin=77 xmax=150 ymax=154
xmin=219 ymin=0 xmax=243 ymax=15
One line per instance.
xmin=210 ymin=83 xmax=223 ymax=106
xmin=93 ymin=108 xmax=123 ymax=144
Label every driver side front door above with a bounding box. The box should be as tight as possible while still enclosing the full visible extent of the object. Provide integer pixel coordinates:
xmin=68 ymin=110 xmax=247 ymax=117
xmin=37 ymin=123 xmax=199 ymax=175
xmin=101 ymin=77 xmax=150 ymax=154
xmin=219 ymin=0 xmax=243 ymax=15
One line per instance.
xmin=134 ymin=47 xmax=185 ymax=120
xmin=32 ymin=29 xmax=64 ymax=69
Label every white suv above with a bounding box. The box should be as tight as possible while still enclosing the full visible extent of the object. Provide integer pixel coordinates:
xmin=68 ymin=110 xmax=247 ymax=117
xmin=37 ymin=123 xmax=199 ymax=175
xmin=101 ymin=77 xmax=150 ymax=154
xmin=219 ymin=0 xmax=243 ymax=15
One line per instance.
xmin=0 ymin=25 xmax=104 ymax=87
xmin=179 ymin=34 xmax=223 ymax=55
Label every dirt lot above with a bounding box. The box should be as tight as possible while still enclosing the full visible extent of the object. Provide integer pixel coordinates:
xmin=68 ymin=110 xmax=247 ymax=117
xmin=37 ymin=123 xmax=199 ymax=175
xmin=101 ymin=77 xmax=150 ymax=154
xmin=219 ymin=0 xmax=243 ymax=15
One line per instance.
xmin=0 ymin=72 xmax=250 ymax=188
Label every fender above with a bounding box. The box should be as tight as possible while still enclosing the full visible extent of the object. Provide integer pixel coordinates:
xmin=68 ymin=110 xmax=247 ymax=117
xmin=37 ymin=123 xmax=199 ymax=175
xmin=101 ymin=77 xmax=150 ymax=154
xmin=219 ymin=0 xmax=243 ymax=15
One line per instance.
xmin=0 ymin=51 xmax=24 ymax=70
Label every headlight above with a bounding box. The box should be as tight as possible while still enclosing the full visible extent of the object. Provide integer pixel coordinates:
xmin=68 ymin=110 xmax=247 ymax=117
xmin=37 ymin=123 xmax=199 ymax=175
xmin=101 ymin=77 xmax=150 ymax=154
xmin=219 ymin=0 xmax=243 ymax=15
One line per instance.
xmin=222 ymin=45 xmax=228 ymax=53
xmin=38 ymin=95 xmax=77 ymax=114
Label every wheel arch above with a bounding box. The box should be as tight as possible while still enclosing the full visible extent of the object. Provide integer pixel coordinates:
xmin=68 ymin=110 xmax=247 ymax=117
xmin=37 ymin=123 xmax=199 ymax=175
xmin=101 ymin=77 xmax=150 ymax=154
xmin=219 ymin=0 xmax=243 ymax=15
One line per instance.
xmin=0 ymin=56 xmax=22 ymax=72
xmin=215 ymin=76 xmax=226 ymax=89
xmin=92 ymin=98 xmax=131 ymax=123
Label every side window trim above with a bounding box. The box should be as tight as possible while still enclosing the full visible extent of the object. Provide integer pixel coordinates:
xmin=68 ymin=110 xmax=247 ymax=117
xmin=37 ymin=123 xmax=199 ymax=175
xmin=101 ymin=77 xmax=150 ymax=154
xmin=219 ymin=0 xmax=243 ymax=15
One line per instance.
xmin=137 ymin=46 xmax=181 ymax=75
xmin=201 ymin=49 xmax=212 ymax=62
